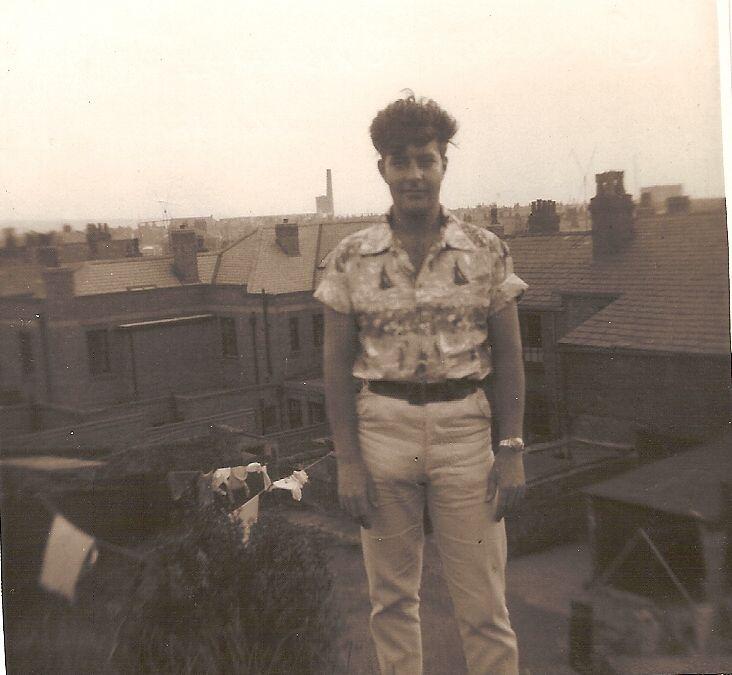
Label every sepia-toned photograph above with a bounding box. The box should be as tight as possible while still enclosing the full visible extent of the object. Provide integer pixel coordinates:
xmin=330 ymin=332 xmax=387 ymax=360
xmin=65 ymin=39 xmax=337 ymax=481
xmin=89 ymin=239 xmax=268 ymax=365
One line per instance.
xmin=1 ymin=1 xmax=730 ymax=673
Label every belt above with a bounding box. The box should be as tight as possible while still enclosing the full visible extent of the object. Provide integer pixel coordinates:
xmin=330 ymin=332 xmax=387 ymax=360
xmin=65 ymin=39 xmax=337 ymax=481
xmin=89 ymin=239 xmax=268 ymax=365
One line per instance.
xmin=366 ymin=379 xmax=479 ymax=405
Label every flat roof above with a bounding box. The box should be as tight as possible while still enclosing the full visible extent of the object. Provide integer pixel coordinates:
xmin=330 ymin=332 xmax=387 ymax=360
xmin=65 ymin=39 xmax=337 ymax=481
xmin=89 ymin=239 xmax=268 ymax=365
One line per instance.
xmin=583 ymin=434 xmax=731 ymax=523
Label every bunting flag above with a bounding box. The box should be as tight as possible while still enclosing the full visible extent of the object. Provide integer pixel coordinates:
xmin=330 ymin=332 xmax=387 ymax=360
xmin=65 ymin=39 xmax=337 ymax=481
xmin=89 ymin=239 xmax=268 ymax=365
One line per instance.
xmin=35 ymin=452 xmax=333 ymax=601
xmin=39 ymin=514 xmax=98 ymax=601
xmin=272 ymin=469 xmax=309 ymax=501
xmin=244 ymin=462 xmax=272 ymax=490
xmin=229 ymin=494 xmax=260 ymax=544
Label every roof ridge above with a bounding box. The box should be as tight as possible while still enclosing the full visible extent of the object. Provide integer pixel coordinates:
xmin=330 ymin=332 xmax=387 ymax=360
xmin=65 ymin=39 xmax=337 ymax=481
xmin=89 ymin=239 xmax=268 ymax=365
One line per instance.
xmin=82 ymin=255 xmax=173 ymax=266
xmin=219 ymin=227 xmax=259 ymax=255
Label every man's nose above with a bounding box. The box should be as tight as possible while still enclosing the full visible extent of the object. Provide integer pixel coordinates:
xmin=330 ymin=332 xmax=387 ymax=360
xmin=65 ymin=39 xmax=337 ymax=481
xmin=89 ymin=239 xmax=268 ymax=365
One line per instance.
xmin=404 ymin=161 xmax=423 ymax=180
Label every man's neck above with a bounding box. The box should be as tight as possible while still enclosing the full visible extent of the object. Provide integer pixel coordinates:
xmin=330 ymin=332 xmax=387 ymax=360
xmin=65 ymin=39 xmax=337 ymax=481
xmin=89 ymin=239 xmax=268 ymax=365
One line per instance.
xmin=390 ymin=204 xmax=443 ymax=241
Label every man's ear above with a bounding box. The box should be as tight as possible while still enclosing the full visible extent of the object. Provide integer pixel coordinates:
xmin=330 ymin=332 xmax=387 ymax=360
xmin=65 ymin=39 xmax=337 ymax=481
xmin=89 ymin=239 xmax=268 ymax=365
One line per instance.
xmin=442 ymin=155 xmax=448 ymax=172
xmin=377 ymin=158 xmax=385 ymax=179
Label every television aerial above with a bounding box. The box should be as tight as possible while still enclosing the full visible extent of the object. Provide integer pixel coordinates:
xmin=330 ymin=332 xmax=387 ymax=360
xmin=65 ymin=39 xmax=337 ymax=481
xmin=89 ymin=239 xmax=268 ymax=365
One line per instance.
xmin=570 ymin=146 xmax=597 ymax=206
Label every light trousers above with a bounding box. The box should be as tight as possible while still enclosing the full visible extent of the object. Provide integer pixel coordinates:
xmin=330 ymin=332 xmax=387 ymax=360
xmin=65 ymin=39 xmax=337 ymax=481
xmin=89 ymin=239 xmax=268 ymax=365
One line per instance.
xmin=357 ymin=386 xmax=519 ymax=675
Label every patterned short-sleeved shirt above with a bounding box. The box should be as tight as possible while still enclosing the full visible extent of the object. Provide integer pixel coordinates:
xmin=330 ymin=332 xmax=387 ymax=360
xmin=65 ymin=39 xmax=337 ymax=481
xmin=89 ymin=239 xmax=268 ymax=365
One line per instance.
xmin=314 ymin=207 xmax=528 ymax=383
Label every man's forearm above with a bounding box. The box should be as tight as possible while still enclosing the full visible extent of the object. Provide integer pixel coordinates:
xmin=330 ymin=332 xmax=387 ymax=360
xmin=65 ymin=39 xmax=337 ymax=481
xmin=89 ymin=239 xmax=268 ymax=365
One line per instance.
xmin=323 ymin=308 xmax=362 ymax=463
xmin=324 ymin=366 xmax=361 ymax=463
xmin=490 ymin=347 xmax=525 ymax=441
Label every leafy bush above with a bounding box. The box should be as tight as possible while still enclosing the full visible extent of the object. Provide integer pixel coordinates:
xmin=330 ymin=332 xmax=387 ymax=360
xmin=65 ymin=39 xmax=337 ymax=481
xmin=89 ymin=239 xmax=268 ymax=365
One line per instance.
xmin=113 ymin=504 xmax=338 ymax=674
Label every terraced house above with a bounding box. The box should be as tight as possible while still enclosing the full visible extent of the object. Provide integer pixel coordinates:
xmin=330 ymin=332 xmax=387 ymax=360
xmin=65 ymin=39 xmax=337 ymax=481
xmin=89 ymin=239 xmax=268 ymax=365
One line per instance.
xmin=1 ymin=177 xmax=729 ymax=458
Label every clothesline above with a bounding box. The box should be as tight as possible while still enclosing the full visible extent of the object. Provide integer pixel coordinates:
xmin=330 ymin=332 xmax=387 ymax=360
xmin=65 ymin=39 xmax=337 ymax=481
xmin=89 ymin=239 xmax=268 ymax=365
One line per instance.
xmin=38 ymin=450 xmax=336 ymax=602
xmin=246 ymin=449 xmax=334 ymax=504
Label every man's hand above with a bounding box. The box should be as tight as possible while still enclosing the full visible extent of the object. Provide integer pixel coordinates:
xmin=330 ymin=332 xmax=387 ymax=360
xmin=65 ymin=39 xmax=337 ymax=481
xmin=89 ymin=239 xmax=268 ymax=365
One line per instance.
xmin=337 ymin=458 xmax=377 ymax=529
xmin=486 ymin=451 xmax=526 ymax=521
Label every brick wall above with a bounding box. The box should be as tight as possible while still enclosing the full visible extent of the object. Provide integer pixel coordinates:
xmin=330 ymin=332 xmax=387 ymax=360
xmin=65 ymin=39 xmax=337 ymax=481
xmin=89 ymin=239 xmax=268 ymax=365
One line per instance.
xmin=562 ymin=350 xmax=730 ymax=441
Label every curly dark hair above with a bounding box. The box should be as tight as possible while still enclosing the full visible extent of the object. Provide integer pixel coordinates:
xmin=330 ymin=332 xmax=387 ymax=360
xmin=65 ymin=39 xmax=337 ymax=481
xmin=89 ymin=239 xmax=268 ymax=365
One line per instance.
xmin=369 ymin=94 xmax=458 ymax=158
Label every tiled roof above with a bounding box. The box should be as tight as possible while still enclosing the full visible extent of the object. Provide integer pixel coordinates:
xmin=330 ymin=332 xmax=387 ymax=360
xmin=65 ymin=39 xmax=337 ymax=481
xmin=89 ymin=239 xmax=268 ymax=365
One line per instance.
xmin=72 ymin=251 xmax=220 ymax=296
xmin=0 ymin=263 xmax=46 ymax=299
xmin=9 ymin=210 xmax=725 ymax=358
xmin=212 ymin=230 xmax=259 ymax=286
xmin=213 ymin=220 xmax=376 ymax=293
xmin=507 ymin=213 xmax=730 ymax=356
xmin=246 ymin=224 xmax=321 ymax=294
xmin=75 ymin=257 xmax=182 ymax=295
xmin=196 ymin=253 xmax=219 ymax=284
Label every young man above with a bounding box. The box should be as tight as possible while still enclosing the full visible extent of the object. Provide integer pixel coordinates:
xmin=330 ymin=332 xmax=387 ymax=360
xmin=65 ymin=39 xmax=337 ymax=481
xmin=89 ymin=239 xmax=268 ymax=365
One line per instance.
xmin=315 ymin=96 xmax=528 ymax=675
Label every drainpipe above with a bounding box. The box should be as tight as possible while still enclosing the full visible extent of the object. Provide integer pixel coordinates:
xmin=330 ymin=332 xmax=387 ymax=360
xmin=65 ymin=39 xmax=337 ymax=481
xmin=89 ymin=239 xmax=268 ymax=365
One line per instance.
xmin=261 ymin=289 xmax=272 ymax=378
xmin=38 ymin=312 xmax=53 ymax=402
xmin=127 ymin=331 xmax=139 ymax=400
xmin=249 ymin=313 xmax=260 ymax=384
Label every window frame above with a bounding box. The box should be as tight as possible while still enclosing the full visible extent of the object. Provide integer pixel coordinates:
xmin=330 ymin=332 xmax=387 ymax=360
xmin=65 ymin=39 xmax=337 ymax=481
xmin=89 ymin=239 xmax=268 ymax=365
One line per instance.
xmin=307 ymin=400 xmax=326 ymax=425
xmin=520 ymin=312 xmax=544 ymax=363
xmin=288 ymin=316 xmax=300 ymax=353
xmin=287 ymin=398 xmax=303 ymax=428
xmin=220 ymin=316 xmax=239 ymax=358
xmin=312 ymin=313 xmax=324 ymax=349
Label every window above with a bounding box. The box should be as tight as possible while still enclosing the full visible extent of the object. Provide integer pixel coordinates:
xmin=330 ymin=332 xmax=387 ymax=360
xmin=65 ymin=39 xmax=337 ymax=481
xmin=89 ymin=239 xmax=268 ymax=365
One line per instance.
xmin=520 ymin=313 xmax=543 ymax=363
xmin=261 ymin=404 xmax=278 ymax=434
xmin=18 ymin=331 xmax=34 ymax=376
xmin=289 ymin=316 xmax=300 ymax=352
xmin=312 ymin=313 xmax=324 ymax=348
xmin=86 ymin=329 xmax=111 ymax=375
xmin=287 ymin=398 xmax=303 ymax=428
xmin=220 ymin=317 xmax=238 ymax=357
xmin=308 ymin=400 xmax=326 ymax=425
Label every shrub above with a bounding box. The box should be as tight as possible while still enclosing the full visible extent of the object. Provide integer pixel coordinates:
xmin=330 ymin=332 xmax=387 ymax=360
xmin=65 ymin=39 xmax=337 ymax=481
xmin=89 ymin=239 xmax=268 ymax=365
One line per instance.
xmin=113 ymin=504 xmax=338 ymax=674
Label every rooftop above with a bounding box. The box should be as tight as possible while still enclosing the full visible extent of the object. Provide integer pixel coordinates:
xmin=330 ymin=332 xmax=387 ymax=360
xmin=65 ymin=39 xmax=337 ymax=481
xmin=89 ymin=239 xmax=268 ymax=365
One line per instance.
xmin=583 ymin=433 xmax=731 ymax=523
xmin=2 ymin=210 xmax=728 ymax=357
xmin=507 ymin=212 xmax=730 ymax=355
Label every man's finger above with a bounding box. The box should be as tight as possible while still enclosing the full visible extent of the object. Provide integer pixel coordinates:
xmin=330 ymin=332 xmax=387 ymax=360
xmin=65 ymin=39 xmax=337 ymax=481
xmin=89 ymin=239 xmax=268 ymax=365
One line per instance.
xmin=500 ymin=486 xmax=525 ymax=518
xmin=494 ymin=488 xmax=507 ymax=521
xmin=343 ymin=493 xmax=372 ymax=528
xmin=503 ymin=488 xmax=518 ymax=515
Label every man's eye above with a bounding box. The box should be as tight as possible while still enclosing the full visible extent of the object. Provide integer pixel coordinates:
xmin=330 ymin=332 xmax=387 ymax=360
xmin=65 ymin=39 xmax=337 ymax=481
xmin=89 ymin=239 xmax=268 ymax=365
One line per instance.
xmin=419 ymin=159 xmax=436 ymax=168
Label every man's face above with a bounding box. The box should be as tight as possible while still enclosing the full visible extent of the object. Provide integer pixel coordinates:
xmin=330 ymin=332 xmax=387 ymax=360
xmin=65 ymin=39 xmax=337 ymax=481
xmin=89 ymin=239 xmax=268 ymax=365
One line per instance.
xmin=379 ymin=140 xmax=447 ymax=218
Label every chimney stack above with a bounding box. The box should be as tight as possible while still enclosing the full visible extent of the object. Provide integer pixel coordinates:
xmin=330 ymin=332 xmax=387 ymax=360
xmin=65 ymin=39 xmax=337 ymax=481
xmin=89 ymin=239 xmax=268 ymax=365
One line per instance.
xmin=275 ymin=220 xmax=300 ymax=256
xmin=665 ymin=195 xmax=690 ymax=215
xmin=36 ymin=246 xmax=59 ymax=267
xmin=43 ymin=266 xmax=75 ymax=305
xmin=170 ymin=227 xmax=200 ymax=283
xmin=589 ymin=171 xmax=635 ymax=258
xmin=528 ymin=199 xmax=560 ymax=234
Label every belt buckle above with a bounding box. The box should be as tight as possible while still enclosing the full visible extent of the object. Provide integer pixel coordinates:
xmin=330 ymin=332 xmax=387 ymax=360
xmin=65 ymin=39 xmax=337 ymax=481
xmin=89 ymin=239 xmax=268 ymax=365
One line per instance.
xmin=407 ymin=382 xmax=428 ymax=405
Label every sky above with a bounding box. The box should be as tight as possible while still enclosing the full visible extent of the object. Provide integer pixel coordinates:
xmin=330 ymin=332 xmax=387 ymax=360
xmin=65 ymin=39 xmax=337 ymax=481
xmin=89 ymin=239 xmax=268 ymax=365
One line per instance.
xmin=0 ymin=0 xmax=728 ymax=225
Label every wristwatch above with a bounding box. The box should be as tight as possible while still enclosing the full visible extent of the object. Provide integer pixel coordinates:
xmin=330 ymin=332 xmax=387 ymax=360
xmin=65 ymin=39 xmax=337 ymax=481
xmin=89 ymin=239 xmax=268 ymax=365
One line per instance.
xmin=497 ymin=437 xmax=525 ymax=453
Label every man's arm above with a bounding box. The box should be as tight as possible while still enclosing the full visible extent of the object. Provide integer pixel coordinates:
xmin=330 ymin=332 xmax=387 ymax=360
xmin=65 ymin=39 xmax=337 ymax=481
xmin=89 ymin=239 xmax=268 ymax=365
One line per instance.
xmin=323 ymin=307 xmax=376 ymax=528
xmin=486 ymin=300 xmax=526 ymax=521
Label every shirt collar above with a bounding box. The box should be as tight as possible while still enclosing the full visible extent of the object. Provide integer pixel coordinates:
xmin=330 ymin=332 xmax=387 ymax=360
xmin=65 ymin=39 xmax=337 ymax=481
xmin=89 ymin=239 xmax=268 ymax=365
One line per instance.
xmin=358 ymin=207 xmax=477 ymax=255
